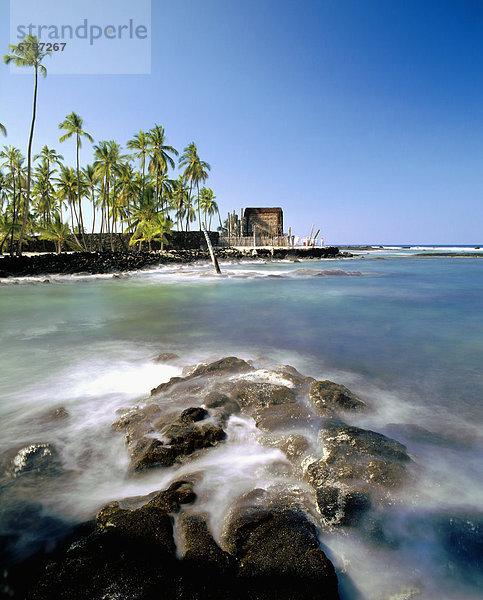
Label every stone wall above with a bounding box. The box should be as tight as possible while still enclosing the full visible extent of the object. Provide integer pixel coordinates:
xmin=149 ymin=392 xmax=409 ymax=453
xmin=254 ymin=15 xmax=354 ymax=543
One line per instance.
xmin=2 ymin=231 xmax=219 ymax=254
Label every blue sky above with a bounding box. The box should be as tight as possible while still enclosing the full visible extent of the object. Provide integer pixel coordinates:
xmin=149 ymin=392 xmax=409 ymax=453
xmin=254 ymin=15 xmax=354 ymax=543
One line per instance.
xmin=1 ymin=0 xmax=482 ymax=244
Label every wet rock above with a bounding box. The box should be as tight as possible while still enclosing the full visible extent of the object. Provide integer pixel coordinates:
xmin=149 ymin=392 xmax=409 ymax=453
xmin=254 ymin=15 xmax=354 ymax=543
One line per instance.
xmin=266 ymin=434 xmax=311 ymax=461
xmin=182 ymin=356 xmax=254 ymax=378
xmin=150 ymin=376 xmax=186 ymax=395
xmin=316 ymin=486 xmax=372 ymax=526
xmin=147 ymin=480 xmax=197 ymax=512
xmin=254 ymin=402 xmax=314 ymax=432
xmin=275 ymin=364 xmax=316 ymax=390
xmin=178 ymin=406 xmax=208 ymax=423
xmin=204 ymin=391 xmax=241 ymax=419
xmin=363 ymin=458 xmax=408 ymax=488
xmin=322 ymin=422 xmax=410 ymax=465
xmin=38 ymin=406 xmax=69 ymax=424
xmin=113 ymin=404 xmax=164 ymax=446
xmin=1 ymin=443 xmax=63 ymax=479
xmin=223 ymin=502 xmax=339 ymax=599
xmin=130 ymin=438 xmax=176 ymax=471
xmin=24 ymin=506 xmax=178 ymax=599
xmin=309 ymin=380 xmax=366 ymax=415
xmin=181 ymin=513 xmax=234 ymax=571
xmin=123 ymin=406 xmax=226 ymax=472
xmin=95 ymin=504 xmax=176 ymax=550
xmin=228 ymin=380 xmax=297 ymax=412
xmin=154 ymin=352 xmax=180 ymax=362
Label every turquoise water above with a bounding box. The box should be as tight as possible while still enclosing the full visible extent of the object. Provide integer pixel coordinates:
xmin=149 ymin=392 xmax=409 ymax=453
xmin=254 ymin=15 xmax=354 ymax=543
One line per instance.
xmin=1 ymin=250 xmax=482 ymax=599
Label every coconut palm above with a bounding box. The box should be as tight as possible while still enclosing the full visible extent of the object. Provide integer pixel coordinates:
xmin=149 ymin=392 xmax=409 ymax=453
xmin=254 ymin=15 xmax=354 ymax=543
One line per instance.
xmin=82 ymin=164 xmax=99 ymax=237
xmin=39 ymin=214 xmax=82 ymax=254
xmin=0 ymin=123 xmax=6 ymax=137
xmin=171 ymin=175 xmax=190 ymax=231
xmin=129 ymin=213 xmax=172 ymax=251
xmin=179 ymin=142 xmax=211 ymax=230
xmin=176 ymin=191 xmax=196 ymax=232
xmin=127 ymin=130 xmax=149 ymax=204
xmin=93 ymin=140 xmax=124 ymax=250
xmin=114 ymin=162 xmax=140 ymax=233
xmin=54 ymin=165 xmax=83 ymax=248
xmin=147 ymin=125 xmax=178 ymax=210
xmin=198 ymin=187 xmax=219 ymax=230
xmin=0 ymin=146 xmax=24 ymax=255
xmin=33 ymin=160 xmax=57 ymax=226
xmin=59 ymin=112 xmax=93 ymax=249
xmin=3 ymin=35 xmax=50 ymax=255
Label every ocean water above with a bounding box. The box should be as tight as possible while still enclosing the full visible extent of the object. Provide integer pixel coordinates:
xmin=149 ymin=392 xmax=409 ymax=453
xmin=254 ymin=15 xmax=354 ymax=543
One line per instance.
xmin=0 ymin=248 xmax=482 ymax=599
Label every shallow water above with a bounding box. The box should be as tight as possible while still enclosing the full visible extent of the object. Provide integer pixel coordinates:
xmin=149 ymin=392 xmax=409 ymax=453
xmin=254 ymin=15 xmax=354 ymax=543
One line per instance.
xmin=0 ymin=250 xmax=482 ymax=599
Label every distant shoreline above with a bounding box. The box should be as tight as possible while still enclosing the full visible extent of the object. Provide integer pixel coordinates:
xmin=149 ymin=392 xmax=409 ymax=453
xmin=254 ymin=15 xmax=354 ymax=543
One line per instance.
xmin=0 ymin=247 xmax=347 ymax=278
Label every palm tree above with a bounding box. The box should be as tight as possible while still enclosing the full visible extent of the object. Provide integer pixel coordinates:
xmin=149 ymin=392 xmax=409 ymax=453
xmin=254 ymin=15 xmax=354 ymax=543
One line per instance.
xmin=179 ymin=142 xmax=211 ymax=230
xmin=54 ymin=165 xmax=83 ymax=248
xmin=39 ymin=215 xmax=82 ymax=254
xmin=198 ymin=187 xmax=219 ymax=230
xmin=59 ymin=112 xmax=93 ymax=249
xmin=34 ymin=145 xmax=63 ymax=177
xmin=115 ymin=162 xmax=140 ymax=233
xmin=93 ymin=140 xmax=124 ymax=250
xmin=176 ymin=191 xmax=196 ymax=232
xmin=171 ymin=175 xmax=189 ymax=231
xmin=33 ymin=146 xmax=63 ymax=226
xmin=129 ymin=213 xmax=172 ymax=251
xmin=0 ymin=146 xmax=24 ymax=256
xmin=82 ymin=164 xmax=99 ymax=237
xmin=147 ymin=125 xmax=178 ymax=210
xmin=3 ymin=35 xmax=50 ymax=255
xmin=127 ymin=130 xmax=149 ymax=204
xmin=33 ymin=160 xmax=57 ymax=226
xmin=0 ymin=123 xmax=6 ymax=137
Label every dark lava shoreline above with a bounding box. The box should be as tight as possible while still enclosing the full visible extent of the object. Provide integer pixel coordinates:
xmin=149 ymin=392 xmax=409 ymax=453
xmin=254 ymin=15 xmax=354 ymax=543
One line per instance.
xmin=0 ymin=247 xmax=348 ymax=278
xmin=1 ymin=355 xmax=412 ymax=600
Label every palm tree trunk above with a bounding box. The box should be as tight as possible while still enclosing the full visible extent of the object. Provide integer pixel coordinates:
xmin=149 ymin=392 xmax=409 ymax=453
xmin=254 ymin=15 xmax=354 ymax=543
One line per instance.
xmin=76 ymin=136 xmax=87 ymax=250
xmin=17 ymin=65 xmax=38 ymax=256
xmin=9 ymin=171 xmax=16 ymax=256
xmin=107 ymin=178 xmax=114 ymax=251
xmin=69 ymin=197 xmax=82 ymax=248
xmin=197 ymin=184 xmax=201 ymax=231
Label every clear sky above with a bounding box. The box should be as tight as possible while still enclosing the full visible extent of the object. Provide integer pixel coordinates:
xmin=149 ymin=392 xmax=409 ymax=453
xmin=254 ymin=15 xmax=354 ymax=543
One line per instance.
xmin=1 ymin=0 xmax=482 ymax=244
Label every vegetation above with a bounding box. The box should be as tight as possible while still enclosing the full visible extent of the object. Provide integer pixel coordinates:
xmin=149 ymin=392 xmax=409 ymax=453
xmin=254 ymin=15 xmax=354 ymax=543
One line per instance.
xmin=1 ymin=37 xmax=218 ymax=255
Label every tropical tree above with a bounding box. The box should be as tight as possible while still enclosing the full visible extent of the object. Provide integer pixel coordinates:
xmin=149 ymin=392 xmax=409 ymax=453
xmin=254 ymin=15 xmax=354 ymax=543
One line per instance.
xmin=0 ymin=123 xmax=6 ymax=137
xmin=3 ymin=35 xmax=50 ymax=255
xmin=129 ymin=213 xmax=172 ymax=251
xmin=0 ymin=146 xmax=26 ymax=255
xmin=82 ymin=164 xmax=99 ymax=237
xmin=171 ymin=175 xmax=190 ymax=231
xmin=59 ymin=112 xmax=93 ymax=249
xmin=54 ymin=165 xmax=83 ymax=248
xmin=114 ymin=161 xmax=140 ymax=232
xmin=176 ymin=191 xmax=196 ymax=232
xmin=127 ymin=130 xmax=149 ymax=204
xmin=33 ymin=160 xmax=57 ymax=226
xmin=147 ymin=125 xmax=177 ymax=210
xmin=39 ymin=214 xmax=82 ymax=254
xmin=198 ymin=187 xmax=219 ymax=230
xmin=93 ymin=140 xmax=124 ymax=249
xmin=179 ymin=142 xmax=210 ymax=230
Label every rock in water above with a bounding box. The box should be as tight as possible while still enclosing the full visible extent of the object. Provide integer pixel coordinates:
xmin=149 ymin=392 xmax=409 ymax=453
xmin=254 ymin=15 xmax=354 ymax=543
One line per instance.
xmin=182 ymin=356 xmax=254 ymax=378
xmin=222 ymin=499 xmax=340 ymax=599
xmin=303 ymin=421 xmax=411 ymax=526
xmin=309 ymin=380 xmax=366 ymax=415
xmin=153 ymin=352 xmax=180 ymax=362
xmin=1 ymin=443 xmax=63 ymax=479
xmin=114 ymin=405 xmax=226 ymax=472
